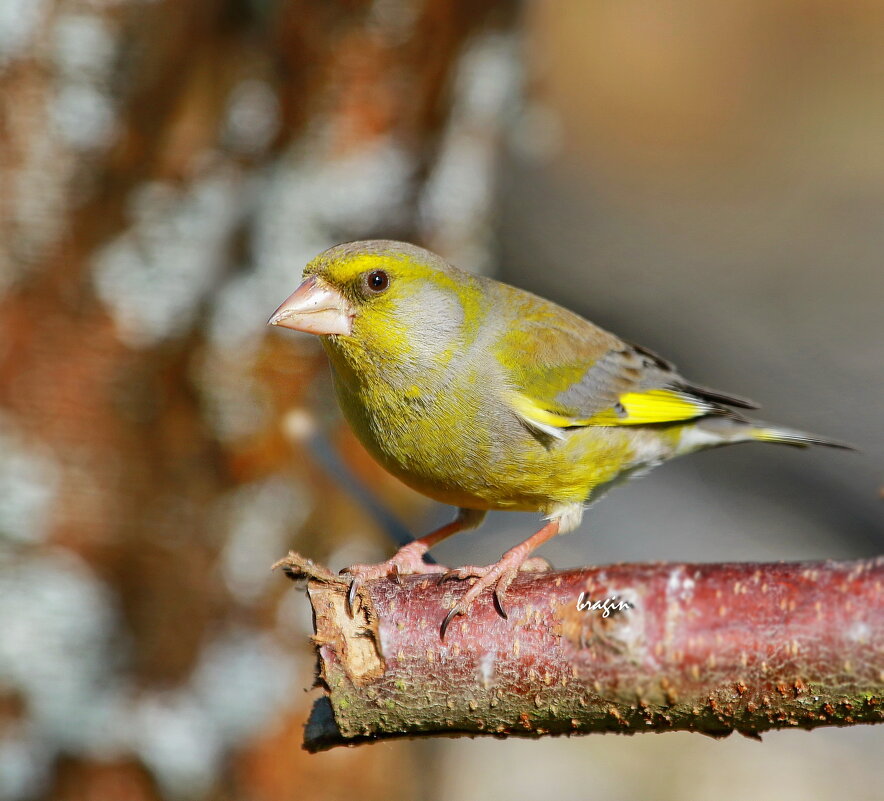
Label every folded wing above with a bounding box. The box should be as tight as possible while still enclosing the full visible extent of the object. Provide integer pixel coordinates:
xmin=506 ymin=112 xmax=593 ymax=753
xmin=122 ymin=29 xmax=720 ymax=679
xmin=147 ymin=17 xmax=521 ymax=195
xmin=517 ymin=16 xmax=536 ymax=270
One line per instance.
xmin=495 ymin=298 xmax=756 ymax=440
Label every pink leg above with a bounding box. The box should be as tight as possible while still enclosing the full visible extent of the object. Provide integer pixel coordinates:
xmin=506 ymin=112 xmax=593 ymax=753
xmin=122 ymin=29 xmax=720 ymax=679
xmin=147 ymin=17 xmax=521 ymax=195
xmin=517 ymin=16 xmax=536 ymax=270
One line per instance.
xmin=440 ymin=518 xmax=561 ymax=639
xmin=342 ymin=509 xmax=485 ymax=615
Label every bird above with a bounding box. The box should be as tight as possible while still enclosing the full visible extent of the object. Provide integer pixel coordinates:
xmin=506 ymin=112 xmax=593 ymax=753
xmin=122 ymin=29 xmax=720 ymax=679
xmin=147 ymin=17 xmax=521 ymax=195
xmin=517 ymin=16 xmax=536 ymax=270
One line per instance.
xmin=268 ymin=240 xmax=850 ymax=638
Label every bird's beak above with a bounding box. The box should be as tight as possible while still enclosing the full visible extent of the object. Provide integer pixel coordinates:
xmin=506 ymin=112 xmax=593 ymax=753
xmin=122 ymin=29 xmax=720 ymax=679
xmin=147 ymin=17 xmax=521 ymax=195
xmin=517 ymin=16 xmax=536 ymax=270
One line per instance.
xmin=267 ymin=276 xmax=354 ymax=336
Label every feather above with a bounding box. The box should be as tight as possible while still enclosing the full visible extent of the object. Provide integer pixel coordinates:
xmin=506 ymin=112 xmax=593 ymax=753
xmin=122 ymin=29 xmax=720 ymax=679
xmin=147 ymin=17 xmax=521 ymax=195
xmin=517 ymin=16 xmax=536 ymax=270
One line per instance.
xmin=491 ymin=286 xmax=747 ymax=433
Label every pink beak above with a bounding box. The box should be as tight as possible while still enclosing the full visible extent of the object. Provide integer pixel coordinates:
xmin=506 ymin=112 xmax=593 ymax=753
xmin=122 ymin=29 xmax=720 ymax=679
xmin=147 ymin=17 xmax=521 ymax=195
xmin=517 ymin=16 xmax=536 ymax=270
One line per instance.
xmin=267 ymin=275 xmax=354 ymax=336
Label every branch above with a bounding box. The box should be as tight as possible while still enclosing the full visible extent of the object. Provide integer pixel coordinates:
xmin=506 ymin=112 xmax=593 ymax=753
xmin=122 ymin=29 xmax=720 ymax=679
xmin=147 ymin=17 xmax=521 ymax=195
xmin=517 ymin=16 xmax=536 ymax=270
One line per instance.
xmin=276 ymin=554 xmax=884 ymax=752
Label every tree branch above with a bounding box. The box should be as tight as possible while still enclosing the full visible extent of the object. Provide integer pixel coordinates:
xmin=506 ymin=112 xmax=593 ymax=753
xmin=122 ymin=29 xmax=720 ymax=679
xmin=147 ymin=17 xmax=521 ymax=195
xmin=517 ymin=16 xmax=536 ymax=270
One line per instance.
xmin=276 ymin=553 xmax=884 ymax=752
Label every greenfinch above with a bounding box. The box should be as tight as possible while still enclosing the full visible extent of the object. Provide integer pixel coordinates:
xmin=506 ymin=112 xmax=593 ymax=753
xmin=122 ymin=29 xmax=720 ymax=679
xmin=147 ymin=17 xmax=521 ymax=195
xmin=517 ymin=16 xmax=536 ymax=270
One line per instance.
xmin=269 ymin=240 xmax=849 ymax=637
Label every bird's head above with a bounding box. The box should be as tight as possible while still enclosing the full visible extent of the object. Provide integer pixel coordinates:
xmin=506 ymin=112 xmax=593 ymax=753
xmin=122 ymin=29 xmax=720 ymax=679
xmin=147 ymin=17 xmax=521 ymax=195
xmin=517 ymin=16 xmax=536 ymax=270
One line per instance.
xmin=269 ymin=240 xmax=483 ymax=366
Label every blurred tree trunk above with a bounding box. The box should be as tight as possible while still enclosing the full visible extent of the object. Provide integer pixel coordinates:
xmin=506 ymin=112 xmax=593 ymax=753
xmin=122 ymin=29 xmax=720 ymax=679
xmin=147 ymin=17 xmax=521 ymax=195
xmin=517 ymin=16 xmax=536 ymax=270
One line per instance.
xmin=0 ymin=2 xmax=517 ymax=799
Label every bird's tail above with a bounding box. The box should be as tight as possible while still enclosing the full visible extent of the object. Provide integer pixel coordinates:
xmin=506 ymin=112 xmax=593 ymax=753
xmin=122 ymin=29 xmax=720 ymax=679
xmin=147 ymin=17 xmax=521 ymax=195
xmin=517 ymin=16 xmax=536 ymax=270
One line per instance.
xmin=677 ymin=417 xmax=856 ymax=454
xmin=749 ymin=425 xmax=856 ymax=450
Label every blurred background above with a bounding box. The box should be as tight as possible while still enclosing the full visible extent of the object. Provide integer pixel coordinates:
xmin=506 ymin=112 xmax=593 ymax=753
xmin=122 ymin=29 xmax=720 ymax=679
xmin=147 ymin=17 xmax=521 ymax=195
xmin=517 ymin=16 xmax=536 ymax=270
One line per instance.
xmin=0 ymin=1 xmax=881 ymax=799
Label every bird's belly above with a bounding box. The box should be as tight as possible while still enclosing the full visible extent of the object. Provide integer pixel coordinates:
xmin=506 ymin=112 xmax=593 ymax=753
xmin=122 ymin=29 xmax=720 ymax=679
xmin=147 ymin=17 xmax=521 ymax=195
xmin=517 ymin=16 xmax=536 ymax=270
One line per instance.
xmin=335 ymin=374 xmax=660 ymax=513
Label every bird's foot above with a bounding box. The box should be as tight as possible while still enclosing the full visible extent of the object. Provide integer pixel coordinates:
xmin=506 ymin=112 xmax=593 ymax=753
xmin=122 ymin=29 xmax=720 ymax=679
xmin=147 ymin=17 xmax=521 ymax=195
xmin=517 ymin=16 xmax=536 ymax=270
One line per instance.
xmin=340 ymin=540 xmax=448 ymax=616
xmin=439 ymin=555 xmax=552 ymax=639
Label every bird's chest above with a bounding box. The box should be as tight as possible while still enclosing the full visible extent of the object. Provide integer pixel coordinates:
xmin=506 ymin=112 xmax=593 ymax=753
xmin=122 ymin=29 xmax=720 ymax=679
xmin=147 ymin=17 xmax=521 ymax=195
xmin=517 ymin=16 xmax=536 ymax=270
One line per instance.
xmin=328 ymin=351 xmax=490 ymax=486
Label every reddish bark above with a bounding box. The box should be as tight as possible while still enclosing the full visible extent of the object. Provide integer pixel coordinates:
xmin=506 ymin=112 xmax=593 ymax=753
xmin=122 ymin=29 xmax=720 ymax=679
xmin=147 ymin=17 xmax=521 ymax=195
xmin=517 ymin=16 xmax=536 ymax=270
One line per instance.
xmin=276 ymin=554 xmax=884 ymax=751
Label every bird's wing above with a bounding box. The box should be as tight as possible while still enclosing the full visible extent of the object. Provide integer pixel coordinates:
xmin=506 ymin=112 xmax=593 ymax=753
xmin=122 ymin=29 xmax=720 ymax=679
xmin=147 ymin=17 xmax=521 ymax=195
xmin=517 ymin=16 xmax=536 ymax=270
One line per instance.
xmin=492 ymin=291 xmax=756 ymax=440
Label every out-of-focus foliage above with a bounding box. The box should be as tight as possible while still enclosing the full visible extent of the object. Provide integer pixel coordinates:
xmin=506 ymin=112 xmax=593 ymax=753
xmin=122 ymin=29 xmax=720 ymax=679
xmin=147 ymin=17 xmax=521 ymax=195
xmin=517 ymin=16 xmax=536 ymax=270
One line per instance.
xmin=0 ymin=1 xmax=881 ymax=800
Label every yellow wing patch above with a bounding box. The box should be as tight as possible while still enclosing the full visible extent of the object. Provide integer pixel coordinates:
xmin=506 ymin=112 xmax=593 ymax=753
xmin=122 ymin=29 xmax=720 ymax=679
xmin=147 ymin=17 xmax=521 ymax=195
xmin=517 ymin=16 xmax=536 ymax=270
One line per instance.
xmin=587 ymin=389 xmax=712 ymax=426
xmin=509 ymin=393 xmax=581 ymax=440
xmin=510 ymin=389 xmax=711 ymax=437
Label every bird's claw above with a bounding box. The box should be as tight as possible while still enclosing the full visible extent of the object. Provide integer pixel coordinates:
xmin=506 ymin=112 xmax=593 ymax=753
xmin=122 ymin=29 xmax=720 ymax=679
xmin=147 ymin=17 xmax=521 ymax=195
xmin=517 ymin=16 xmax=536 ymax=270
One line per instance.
xmin=340 ymin=544 xmax=448 ymax=617
xmin=346 ymin=575 xmax=362 ymax=616
xmin=493 ymin=576 xmax=514 ymax=619
xmin=440 ymin=606 xmax=460 ymax=640
xmin=438 ymin=560 xmax=524 ymax=639
xmin=439 ymin=567 xmax=475 ymax=583
xmin=436 ymin=549 xmax=554 ymax=637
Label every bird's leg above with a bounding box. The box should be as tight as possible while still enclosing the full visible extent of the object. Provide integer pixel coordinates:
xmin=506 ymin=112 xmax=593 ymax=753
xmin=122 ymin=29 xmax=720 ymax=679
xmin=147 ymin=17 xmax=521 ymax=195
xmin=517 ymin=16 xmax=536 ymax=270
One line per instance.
xmin=439 ymin=518 xmax=560 ymax=639
xmin=342 ymin=509 xmax=486 ymax=615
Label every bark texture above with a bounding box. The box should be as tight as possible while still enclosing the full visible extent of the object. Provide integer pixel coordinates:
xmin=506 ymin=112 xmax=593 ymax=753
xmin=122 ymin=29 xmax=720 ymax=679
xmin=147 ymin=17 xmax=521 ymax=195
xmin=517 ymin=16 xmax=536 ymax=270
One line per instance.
xmin=276 ymin=554 xmax=884 ymax=751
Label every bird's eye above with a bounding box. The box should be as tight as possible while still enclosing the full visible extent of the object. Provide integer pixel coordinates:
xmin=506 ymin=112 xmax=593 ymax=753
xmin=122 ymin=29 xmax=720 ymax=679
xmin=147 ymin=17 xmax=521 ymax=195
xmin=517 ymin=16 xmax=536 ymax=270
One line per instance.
xmin=366 ymin=270 xmax=390 ymax=293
